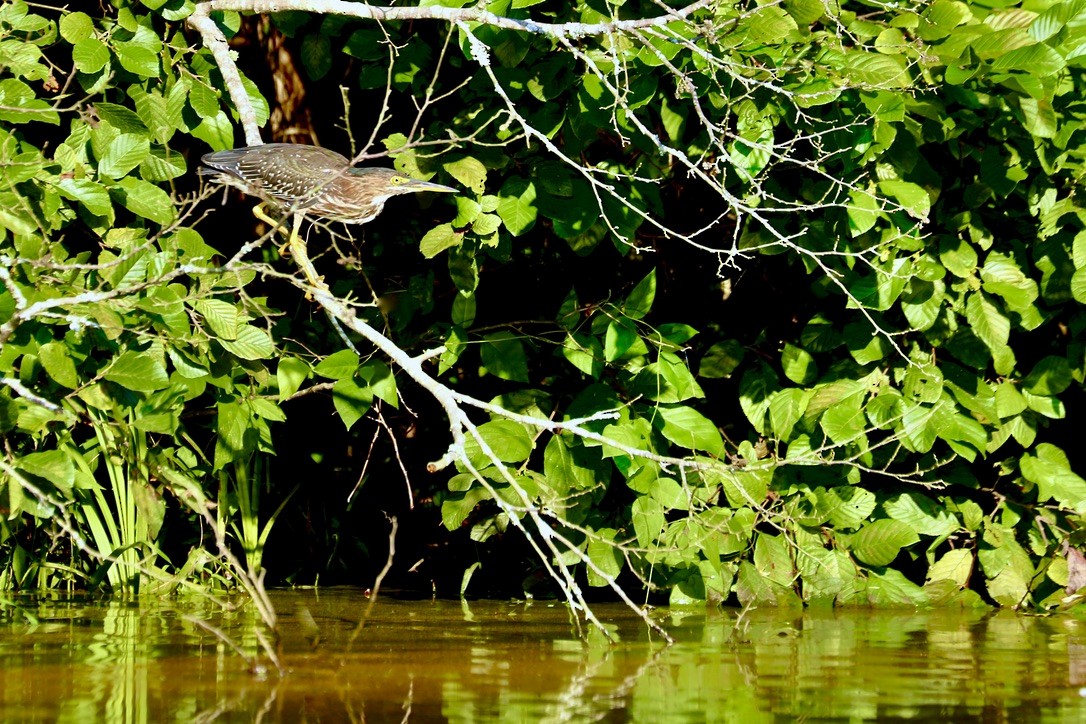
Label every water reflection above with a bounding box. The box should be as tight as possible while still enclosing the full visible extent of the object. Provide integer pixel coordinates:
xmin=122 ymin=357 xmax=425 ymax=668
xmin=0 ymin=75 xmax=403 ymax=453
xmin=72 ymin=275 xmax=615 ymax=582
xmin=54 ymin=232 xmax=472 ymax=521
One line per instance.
xmin=1 ymin=591 xmax=1085 ymax=722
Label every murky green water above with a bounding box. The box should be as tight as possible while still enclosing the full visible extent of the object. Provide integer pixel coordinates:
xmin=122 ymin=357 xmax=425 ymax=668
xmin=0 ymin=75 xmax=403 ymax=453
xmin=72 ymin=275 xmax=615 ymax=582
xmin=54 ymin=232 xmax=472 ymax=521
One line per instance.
xmin=2 ymin=590 xmax=1085 ymax=722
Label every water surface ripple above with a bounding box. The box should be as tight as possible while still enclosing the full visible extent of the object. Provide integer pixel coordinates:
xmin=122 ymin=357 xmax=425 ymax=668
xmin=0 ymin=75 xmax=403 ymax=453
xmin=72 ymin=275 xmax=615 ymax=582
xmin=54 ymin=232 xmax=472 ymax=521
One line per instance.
xmin=2 ymin=590 xmax=1084 ymax=722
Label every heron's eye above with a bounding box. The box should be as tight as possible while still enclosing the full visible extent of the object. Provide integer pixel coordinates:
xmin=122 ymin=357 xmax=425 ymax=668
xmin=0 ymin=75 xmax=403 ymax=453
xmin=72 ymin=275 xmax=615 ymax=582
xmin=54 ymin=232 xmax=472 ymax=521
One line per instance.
xmin=390 ymin=176 xmax=407 ymax=185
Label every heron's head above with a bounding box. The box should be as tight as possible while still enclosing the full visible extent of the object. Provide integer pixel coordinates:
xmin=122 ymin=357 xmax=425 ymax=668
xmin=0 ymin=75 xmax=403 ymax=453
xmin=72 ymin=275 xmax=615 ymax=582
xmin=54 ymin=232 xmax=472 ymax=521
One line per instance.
xmin=346 ymin=168 xmax=458 ymax=204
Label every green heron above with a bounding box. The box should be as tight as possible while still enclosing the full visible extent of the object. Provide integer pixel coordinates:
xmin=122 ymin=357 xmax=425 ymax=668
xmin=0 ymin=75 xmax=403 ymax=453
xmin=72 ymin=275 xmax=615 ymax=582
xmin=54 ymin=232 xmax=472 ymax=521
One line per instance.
xmin=201 ymin=143 xmax=457 ymax=291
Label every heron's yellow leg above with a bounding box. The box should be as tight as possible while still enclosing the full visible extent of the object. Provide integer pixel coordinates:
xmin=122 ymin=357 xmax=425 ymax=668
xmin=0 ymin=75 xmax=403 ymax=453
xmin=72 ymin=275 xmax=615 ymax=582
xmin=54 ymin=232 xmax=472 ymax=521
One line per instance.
xmin=285 ymin=212 xmax=327 ymax=299
xmin=251 ymin=203 xmax=295 ymax=257
xmin=252 ymin=205 xmax=326 ymax=298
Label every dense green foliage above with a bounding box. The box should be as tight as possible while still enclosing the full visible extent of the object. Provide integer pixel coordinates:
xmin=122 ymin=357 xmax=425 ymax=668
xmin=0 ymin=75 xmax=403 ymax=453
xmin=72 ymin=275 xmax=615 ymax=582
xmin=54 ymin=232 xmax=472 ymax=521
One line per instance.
xmin=1 ymin=0 xmax=1085 ymax=611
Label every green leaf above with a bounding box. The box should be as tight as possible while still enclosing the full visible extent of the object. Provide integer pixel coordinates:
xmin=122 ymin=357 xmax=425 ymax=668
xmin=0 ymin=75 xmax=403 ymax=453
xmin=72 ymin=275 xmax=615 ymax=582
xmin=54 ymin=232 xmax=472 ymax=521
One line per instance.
xmin=979 ymin=254 xmax=1037 ymax=313
xmin=657 ymin=323 xmax=698 ymax=345
xmin=623 ymin=269 xmax=656 ymax=319
xmin=971 ymin=27 xmax=1034 ymax=60
xmin=820 ymin=393 xmax=866 ymax=445
xmin=562 ymin=332 xmax=603 ymax=378
xmin=452 ymin=196 xmax=481 ymax=227
xmin=965 ymin=292 xmax=1009 ymax=353
xmin=848 ymin=188 xmax=880 ymax=236
xmin=167 ymin=348 xmax=207 ymax=379
xmin=94 ymin=102 xmax=150 ymax=136
xmin=850 ymin=519 xmax=919 ymax=567
xmin=719 ymin=467 xmax=770 ymax=509
xmin=927 ymin=549 xmax=974 ymax=587
xmin=738 ymin=364 xmax=778 ymax=434
xmin=754 ymin=532 xmax=794 ymax=587
xmin=1023 ymin=356 xmax=1071 ymax=396
xmin=699 ymin=340 xmax=744 ymax=378
xmin=115 ymin=40 xmax=160 ymax=77
xmin=448 ymin=247 xmax=478 ymax=295
xmin=632 ymin=350 xmax=704 ymax=403
xmin=17 ymin=450 xmax=75 ymax=493
xmin=300 ymin=33 xmax=332 ymax=80
xmin=768 ymin=388 xmax=811 ymax=440
xmin=736 ymin=560 xmax=796 ymax=606
xmin=277 ymin=357 xmax=310 ymax=401
xmin=98 ymin=134 xmax=149 ymax=179
xmin=441 ymin=486 xmax=490 ymax=531
xmin=113 ymin=177 xmax=175 ymax=225
xmin=992 ymin=44 xmax=1065 ymax=77
xmin=864 ymin=568 xmax=927 ymax=605
xmin=497 ymin=173 xmax=538 ymax=233
xmin=842 ymin=51 xmax=910 ymax=87
xmin=878 ymin=179 xmax=930 ymax=220
xmin=599 ymin=319 xmax=631 ymax=362
xmin=466 ymin=419 xmax=533 ymax=466
xmin=38 ymin=342 xmax=79 ymax=389
xmin=919 ymin=0 xmax=970 ymax=41
xmin=600 ymin=418 xmax=653 ymax=461
xmin=314 ymin=349 xmax=360 ymax=380
xmin=903 ymin=363 xmax=943 ymax=404
xmin=471 ymin=213 xmax=502 ymax=236
xmin=647 ymin=477 xmax=690 ymax=512
xmin=72 ymin=38 xmax=109 ymax=74
xmin=631 ymin=496 xmax=666 ymax=548
xmin=586 ymin=528 xmax=623 ymax=586
xmin=131 ymin=90 xmax=176 ymax=144
xmin=481 ymin=331 xmax=529 ymax=382
xmin=60 ymin=12 xmax=95 ymax=44
xmin=56 ymin=178 xmax=111 ymax=217
xmin=742 ymin=6 xmax=798 ymax=43
xmin=103 ymin=351 xmax=169 ymax=391
xmin=443 ymin=157 xmax=487 ymax=195
xmin=195 ymin=299 xmax=238 ymax=340
xmin=901 ymin=279 xmax=944 ymax=332
xmin=440 ymin=326 xmax=468 ymax=375
xmin=901 ymin=403 xmax=938 ymax=453
xmin=332 ymin=376 xmax=372 ymax=431
xmin=140 ymin=147 xmax=187 ymax=182
xmin=249 ymin=398 xmax=286 ymax=423
xmin=655 ymin=405 xmax=724 ymax=456
xmin=543 ymin=435 xmax=596 ymax=496
xmin=818 ymin=486 xmax=876 ymax=530
xmin=419 ymin=223 xmax=464 ymax=258
xmin=1072 ymin=267 xmax=1086 ymax=304
xmin=1022 ymin=390 xmax=1063 ymax=419
xmin=187 ymin=79 xmax=220 ymax=119
xmin=940 ymin=237 xmax=978 ymax=278
xmin=884 ymin=492 xmax=959 ymax=537
xmin=359 ymin=360 xmax=398 ymax=408
xmin=218 ymin=325 xmax=275 ymax=360
xmin=995 ymin=382 xmax=1027 ymax=418
xmin=190 ymin=110 xmax=234 ymax=152
xmin=781 ymin=343 xmax=816 ymax=385
xmin=452 ymin=292 xmax=476 ymax=327
xmin=1020 ymin=444 xmax=1086 ymax=513
xmin=982 ymin=550 xmax=1033 ymax=607
xmin=658 ymin=96 xmax=685 ymax=142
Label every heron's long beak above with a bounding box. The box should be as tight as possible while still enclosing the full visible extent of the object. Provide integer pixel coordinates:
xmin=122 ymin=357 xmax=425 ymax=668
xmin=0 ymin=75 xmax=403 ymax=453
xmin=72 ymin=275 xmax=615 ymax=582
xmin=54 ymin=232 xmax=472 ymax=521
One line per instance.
xmin=408 ymin=179 xmax=458 ymax=194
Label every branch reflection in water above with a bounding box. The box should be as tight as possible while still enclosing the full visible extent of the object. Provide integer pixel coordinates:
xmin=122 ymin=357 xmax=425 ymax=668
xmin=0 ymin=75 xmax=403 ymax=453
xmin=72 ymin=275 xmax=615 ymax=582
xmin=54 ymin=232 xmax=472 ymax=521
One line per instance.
xmin=2 ymin=590 xmax=1085 ymax=722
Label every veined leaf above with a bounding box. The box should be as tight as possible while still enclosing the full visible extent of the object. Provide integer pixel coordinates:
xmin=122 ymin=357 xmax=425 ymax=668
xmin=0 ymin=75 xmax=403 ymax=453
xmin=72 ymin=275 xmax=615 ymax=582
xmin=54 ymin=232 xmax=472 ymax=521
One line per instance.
xmin=218 ymin=324 xmax=275 ymax=360
xmin=103 ymin=351 xmax=169 ymax=392
xmin=655 ymin=405 xmax=724 ymax=456
xmin=465 ymin=419 xmax=533 ymax=466
xmin=965 ymin=291 xmax=1010 ymax=353
xmin=851 ymin=519 xmax=919 ymax=567
xmin=481 ymin=331 xmax=529 ymax=382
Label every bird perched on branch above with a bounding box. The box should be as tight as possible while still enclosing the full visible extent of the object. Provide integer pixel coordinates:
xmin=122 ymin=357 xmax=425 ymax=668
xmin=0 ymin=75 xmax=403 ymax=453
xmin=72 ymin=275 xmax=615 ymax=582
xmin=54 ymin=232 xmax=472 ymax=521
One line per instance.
xmin=201 ymin=143 xmax=457 ymax=292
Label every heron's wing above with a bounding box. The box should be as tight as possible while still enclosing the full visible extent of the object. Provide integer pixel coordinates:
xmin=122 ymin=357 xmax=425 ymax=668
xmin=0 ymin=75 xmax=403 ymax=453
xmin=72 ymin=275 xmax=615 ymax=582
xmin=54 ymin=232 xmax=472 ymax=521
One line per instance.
xmin=203 ymin=145 xmax=353 ymax=209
